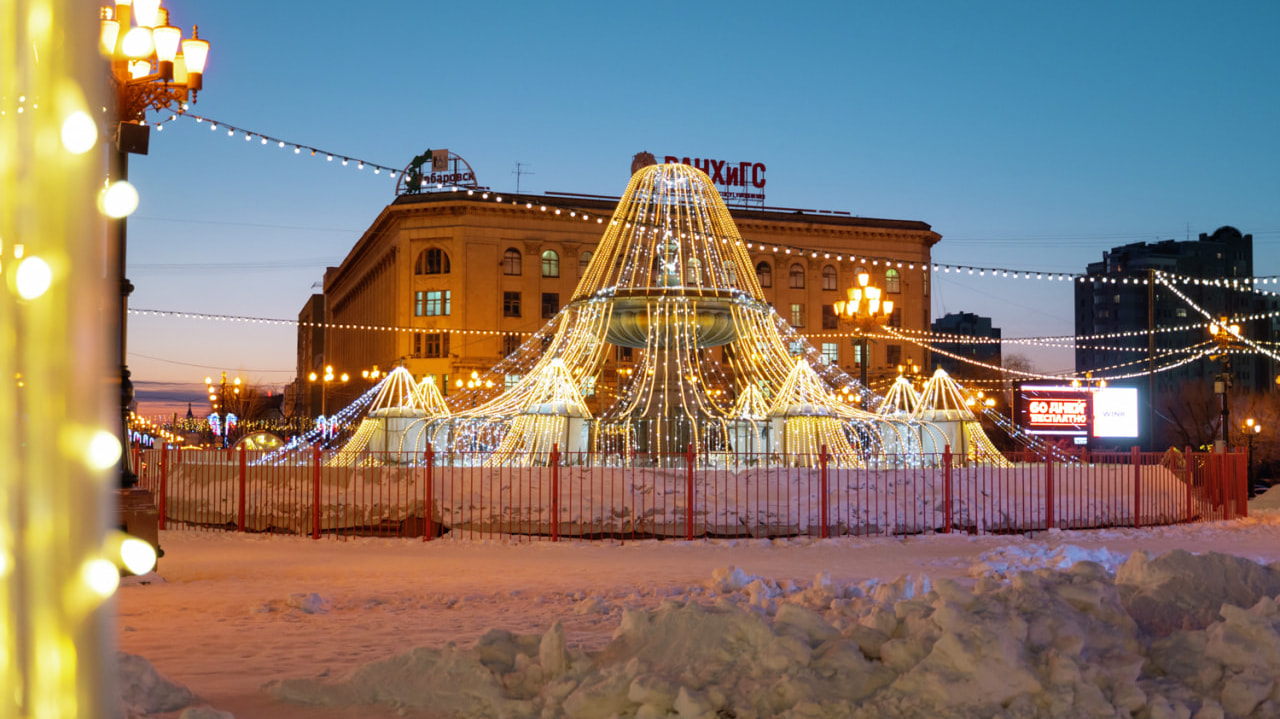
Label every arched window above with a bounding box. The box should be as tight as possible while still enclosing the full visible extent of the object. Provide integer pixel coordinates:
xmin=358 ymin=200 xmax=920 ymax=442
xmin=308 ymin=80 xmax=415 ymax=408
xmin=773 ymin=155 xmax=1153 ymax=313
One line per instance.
xmin=541 ymin=250 xmax=560 ymax=278
xmin=789 ymin=263 xmax=805 ymax=289
xmin=415 ymin=248 xmax=450 ymax=275
xmin=885 ymin=268 xmax=901 ymax=294
xmin=503 ymin=248 xmax=522 ymax=275
xmin=755 ymin=261 xmax=772 ymax=288
xmin=578 ymin=251 xmax=593 ymax=278
xmin=723 ymin=262 xmax=737 ymax=286
xmin=822 ymin=265 xmax=837 ymax=291
xmin=854 ymin=266 xmax=869 ymax=285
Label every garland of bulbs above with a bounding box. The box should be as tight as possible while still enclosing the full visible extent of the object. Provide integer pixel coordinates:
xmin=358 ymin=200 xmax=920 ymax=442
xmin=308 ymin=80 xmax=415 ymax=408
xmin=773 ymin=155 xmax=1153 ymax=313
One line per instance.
xmin=156 ymin=113 xmax=1280 ymax=293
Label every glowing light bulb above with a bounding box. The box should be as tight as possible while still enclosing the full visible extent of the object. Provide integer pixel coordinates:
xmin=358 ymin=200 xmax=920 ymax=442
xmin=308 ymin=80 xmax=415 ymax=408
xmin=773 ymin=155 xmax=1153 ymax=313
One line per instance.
xmin=61 ymin=111 xmax=98 ymax=154
xmin=15 ymin=256 xmax=53 ymax=300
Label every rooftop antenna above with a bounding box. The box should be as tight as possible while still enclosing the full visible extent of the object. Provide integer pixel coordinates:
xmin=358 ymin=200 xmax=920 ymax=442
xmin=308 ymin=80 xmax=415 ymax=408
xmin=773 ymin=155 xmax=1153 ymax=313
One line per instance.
xmin=513 ymin=162 xmax=535 ymax=194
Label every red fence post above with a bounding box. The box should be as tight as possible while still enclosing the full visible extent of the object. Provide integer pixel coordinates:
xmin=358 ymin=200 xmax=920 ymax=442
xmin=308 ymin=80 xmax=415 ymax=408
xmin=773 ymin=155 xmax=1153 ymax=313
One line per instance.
xmin=942 ymin=445 xmax=952 ymax=533
xmin=237 ymin=445 xmax=247 ymax=533
xmin=1132 ymin=445 xmax=1142 ymax=529
xmin=819 ymin=445 xmax=829 ymax=539
xmin=423 ymin=445 xmax=434 ymax=542
xmin=157 ymin=444 xmax=168 ymax=530
xmin=686 ymin=443 xmax=695 ymax=541
xmin=551 ymin=443 xmax=561 ymax=542
xmin=311 ymin=445 xmax=322 ymax=539
xmin=1045 ymin=449 xmax=1054 ymax=532
xmin=1185 ymin=445 xmax=1194 ymax=523
xmin=1237 ymin=452 xmax=1249 ymax=519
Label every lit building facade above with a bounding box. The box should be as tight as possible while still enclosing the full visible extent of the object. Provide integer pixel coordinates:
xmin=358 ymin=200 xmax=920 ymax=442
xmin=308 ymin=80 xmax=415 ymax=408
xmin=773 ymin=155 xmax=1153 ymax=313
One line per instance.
xmin=297 ymin=175 xmax=940 ymax=416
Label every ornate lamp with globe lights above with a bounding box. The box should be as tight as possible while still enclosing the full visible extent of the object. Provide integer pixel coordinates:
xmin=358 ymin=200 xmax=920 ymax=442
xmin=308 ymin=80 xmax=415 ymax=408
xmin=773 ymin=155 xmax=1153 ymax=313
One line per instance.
xmin=100 ymin=0 xmax=210 ymax=485
xmin=834 ymin=272 xmax=894 ymax=396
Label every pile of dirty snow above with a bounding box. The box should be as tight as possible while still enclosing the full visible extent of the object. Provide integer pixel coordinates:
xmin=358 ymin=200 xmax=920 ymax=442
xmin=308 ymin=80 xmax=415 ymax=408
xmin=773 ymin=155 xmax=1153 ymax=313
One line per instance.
xmin=158 ymin=550 xmax=1277 ymax=719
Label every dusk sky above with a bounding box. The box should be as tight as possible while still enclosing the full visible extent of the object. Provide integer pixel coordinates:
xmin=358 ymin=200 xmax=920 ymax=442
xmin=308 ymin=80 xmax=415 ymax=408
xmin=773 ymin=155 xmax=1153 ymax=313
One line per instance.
xmin=124 ymin=0 xmax=1280 ymax=417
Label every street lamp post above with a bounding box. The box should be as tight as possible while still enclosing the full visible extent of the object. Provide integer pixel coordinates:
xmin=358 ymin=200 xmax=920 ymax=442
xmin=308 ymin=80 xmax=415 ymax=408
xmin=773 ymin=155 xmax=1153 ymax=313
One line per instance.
xmin=204 ymin=372 xmax=240 ymax=447
xmin=1209 ymin=317 xmax=1241 ymax=453
xmin=100 ymin=0 xmax=211 ymax=485
xmin=834 ymin=272 xmax=894 ymax=396
xmin=1244 ymin=417 xmax=1262 ymax=497
xmin=309 ymin=365 xmax=349 ymax=417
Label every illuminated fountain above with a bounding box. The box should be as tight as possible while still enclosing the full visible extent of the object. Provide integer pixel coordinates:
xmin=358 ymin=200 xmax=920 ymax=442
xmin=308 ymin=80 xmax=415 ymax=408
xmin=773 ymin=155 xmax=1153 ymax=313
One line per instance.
xmin=416 ymin=162 xmax=952 ymax=466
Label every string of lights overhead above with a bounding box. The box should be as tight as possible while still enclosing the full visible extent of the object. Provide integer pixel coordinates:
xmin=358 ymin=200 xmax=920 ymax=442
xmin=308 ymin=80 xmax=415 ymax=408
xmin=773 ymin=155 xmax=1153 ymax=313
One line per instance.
xmin=146 ymin=113 xmax=1280 ymax=290
xmin=129 ymin=307 xmax=537 ymax=338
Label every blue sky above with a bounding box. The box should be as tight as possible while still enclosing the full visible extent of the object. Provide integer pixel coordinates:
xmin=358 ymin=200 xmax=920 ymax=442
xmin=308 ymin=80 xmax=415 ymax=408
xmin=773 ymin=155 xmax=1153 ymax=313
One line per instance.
xmin=124 ymin=0 xmax=1280 ymax=416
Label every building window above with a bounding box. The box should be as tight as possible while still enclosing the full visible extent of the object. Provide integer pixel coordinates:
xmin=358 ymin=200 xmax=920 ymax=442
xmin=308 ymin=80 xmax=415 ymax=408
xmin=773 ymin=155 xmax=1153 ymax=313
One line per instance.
xmin=821 ymin=342 xmax=838 ymax=365
xmin=890 ymin=306 xmax=902 ymax=327
xmin=1176 ymin=308 xmax=1187 ymax=317
xmin=541 ymin=292 xmax=559 ymax=318
xmin=756 ymin=261 xmax=772 ymax=287
xmin=581 ymin=376 xmax=596 ymax=397
xmin=503 ymin=248 xmax=522 ymax=275
xmin=415 ymin=248 xmax=450 ymax=275
xmin=886 ymin=344 xmax=902 ymax=367
xmin=822 ymin=265 xmax=837 ymax=291
xmin=790 ymin=303 xmax=804 ymax=328
xmin=724 ymin=261 xmax=737 ymax=286
xmin=722 ymin=345 xmax=733 ymax=363
xmin=541 ymin=250 xmax=560 ymax=277
xmin=503 ymin=291 xmax=521 ymax=317
xmin=822 ymin=304 xmax=837 ymax=330
xmin=619 ymin=346 xmax=633 ymax=362
xmin=789 ymin=263 xmax=805 ymax=289
xmin=854 ymin=266 xmax=868 ymax=282
xmin=504 ymin=374 xmax=522 ymax=390
xmin=885 ymin=268 xmax=901 ymax=294
xmin=579 ymin=251 xmax=593 ymax=278
xmin=425 ymin=332 xmax=449 ymax=358
xmin=416 ymin=290 xmax=451 ymax=316
xmin=788 ymin=341 xmax=805 ymax=356
xmin=502 ymin=333 xmax=521 ymax=356
xmin=923 ymin=271 xmax=929 ymax=297
xmin=854 ymin=343 xmax=863 ymax=365
xmin=414 ymin=332 xmax=449 ymax=358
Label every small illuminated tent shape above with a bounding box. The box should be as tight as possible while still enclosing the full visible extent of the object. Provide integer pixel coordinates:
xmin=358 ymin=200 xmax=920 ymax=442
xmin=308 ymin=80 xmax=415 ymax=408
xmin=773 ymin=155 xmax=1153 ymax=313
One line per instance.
xmin=766 ymin=358 xmax=874 ymax=464
xmin=914 ymin=369 xmax=1009 ymax=465
xmin=878 ymin=375 xmax=921 ymax=416
xmin=329 ymin=367 xmax=429 ymax=466
xmin=724 ymin=383 xmax=771 ymax=455
xmin=485 ymin=357 xmax=593 ymax=464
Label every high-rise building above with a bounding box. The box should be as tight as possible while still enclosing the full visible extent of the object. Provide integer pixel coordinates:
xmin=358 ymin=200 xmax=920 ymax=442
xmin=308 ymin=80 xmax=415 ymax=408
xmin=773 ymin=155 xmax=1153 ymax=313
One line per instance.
xmin=1074 ymin=226 xmax=1277 ymax=445
xmin=930 ymin=312 xmax=1002 ymax=379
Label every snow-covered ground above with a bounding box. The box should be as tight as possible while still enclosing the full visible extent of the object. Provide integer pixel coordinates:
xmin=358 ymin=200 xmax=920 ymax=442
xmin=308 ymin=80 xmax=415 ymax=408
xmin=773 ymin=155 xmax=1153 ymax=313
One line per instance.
xmin=116 ymin=486 xmax=1280 ymax=718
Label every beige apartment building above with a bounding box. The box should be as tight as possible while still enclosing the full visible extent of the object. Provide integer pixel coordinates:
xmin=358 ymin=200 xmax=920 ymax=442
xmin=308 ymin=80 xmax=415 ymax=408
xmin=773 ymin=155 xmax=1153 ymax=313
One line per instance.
xmin=296 ymin=184 xmax=940 ymax=417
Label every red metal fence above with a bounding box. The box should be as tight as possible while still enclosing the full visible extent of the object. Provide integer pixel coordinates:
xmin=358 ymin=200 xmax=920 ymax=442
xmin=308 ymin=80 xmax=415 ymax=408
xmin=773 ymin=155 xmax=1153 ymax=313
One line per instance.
xmin=132 ymin=445 xmax=1248 ymax=542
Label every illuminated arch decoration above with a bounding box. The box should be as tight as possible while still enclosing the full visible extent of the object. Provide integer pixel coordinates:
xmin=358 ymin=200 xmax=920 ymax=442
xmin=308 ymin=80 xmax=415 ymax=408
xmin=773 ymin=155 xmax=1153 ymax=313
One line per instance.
xmin=913 ymin=369 xmax=1010 ymax=466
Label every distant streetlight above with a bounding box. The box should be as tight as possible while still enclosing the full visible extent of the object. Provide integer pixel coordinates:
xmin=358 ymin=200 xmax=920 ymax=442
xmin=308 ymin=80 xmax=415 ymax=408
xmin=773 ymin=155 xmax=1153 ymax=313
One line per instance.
xmin=834 ymin=272 xmax=894 ymax=393
xmin=204 ymin=372 xmax=240 ymax=447
xmin=1243 ymin=417 xmax=1262 ymax=497
xmin=101 ymin=0 xmax=211 ymax=485
xmin=1209 ymin=317 xmax=1242 ymax=453
xmin=308 ymin=365 xmax=348 ymax=416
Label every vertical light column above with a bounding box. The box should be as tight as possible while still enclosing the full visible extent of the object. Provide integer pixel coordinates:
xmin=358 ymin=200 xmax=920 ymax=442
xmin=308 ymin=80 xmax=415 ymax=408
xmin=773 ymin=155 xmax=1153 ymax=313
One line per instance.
xmin=2 ymin=0 xmax=116 ymax=717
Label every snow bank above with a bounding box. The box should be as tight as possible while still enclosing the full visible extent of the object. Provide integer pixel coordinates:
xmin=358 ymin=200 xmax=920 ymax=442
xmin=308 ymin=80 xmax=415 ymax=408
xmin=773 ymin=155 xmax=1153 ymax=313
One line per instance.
xmin=243 ymin=551 xmax=1280 ymax=719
